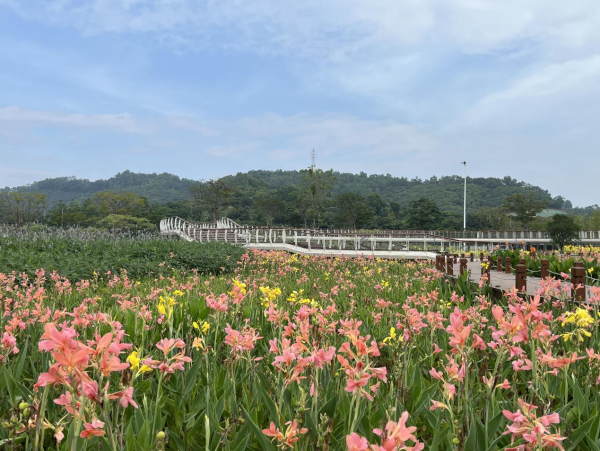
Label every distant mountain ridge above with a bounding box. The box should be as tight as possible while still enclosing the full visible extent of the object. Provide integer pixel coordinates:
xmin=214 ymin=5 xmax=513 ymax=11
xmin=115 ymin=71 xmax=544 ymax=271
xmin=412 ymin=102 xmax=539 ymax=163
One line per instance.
xmin=5 ymin=169 xmax=573 ymax=215
xmin=4 ymin=171 xmax=197 ymax=207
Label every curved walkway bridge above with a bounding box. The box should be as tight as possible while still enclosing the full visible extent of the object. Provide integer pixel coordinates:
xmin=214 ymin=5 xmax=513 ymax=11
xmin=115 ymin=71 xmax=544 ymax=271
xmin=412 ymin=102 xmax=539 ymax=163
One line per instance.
xmin=160 ymin=217 xmax=600 ymax=259
xmin=159 ymin=217 xmax=461 ymax=259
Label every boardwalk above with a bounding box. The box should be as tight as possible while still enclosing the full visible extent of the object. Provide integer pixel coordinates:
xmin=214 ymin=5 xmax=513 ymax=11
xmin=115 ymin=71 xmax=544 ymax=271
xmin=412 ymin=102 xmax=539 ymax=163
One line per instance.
xmin=449 ymin=260 xmax=596 ymax=299
xmin=160 ymin=216 xmax=456 ymax=258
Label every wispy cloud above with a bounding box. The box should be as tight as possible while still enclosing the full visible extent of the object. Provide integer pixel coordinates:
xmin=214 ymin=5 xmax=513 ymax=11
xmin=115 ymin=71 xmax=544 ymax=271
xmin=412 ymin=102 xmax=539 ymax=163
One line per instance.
xmin=0 ymin=106 xmax=145 ymax=133
xmin=5 ymin=1 xmax=599 ymax=53
xmin=1 ymin=1 xmax=599 ymax=206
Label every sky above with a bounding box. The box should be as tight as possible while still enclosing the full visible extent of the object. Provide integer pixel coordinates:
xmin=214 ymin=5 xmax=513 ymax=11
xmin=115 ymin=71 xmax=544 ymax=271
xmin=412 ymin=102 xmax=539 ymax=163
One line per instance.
xmin=0 ymin=0 xmax=599 ymax=207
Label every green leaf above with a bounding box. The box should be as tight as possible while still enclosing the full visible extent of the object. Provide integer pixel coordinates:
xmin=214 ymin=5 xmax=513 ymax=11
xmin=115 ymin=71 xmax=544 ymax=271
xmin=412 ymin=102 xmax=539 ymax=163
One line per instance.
xmin=585 ymin=436 xmax=600 ymax=451
xmin=257 ymin=377 xmax=279 ymax=424
xmin=241 ymin=407 xmax=275 ymax=451
xmin=428 ymin=415 xmax=448 ymax=451
xmin=167 ymin=429 xmax=187 ymax=451
xmin=198 ymin=306 xmax=211 ymax=321
xmin=184 ymin=357 xmax=203 ymax=398
xmin=564 ymin=416 xmax=596 ymax=450
xmin=570 ymin=376 xmax=587 ymax=418
xmin=487 ymin=411 xmax=504 ymax=440
xmin=464 ymin=415 xmax=486 ymax=451
xmin=320 ymin=396 xmax=337 ymax=418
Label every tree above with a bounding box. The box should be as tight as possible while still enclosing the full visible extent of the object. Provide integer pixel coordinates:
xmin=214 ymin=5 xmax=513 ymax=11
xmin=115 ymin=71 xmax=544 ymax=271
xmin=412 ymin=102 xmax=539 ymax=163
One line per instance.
xmin=503 ymin=193 xmax=546 ymax=229
xmin=298 ymin=168 xmax=334 ymax=228
xmin=253 ymin=191 xmax=284 ymax=226
xmin=476 ymin=207 xmax=508 ymax=230
xmin=590 ymin=210 xmax=600 ymax=231
xmin=91 ymin=191 xmax=148 ymax=217
xmin=96 ymin=214 xmax=155 ymax=231
xmin=334 ymin=192 xmax=373 ymax=229
xmin=405 ymin=198 xmax=443 ymax=230
xmin=0 ymin=190 xmax=46 ymax=225
xmin=547 ymin=214 xmax=580 ymax=249
xmin=47 ymin=200 xmax=89 ymax=227
xmin=190 ymin=178 xmax=234 ymax=222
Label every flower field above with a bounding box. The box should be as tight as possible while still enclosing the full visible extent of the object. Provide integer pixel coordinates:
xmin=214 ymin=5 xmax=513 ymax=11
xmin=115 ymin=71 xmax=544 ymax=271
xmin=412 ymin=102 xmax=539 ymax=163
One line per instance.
xmin=2 ymin=249 xmax=600 ymax=450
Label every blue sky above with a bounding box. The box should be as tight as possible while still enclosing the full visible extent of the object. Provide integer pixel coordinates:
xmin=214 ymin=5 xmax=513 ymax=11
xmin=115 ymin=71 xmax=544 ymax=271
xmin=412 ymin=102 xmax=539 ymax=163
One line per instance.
xmin=0 ymin=1 xmax=599 ymax=207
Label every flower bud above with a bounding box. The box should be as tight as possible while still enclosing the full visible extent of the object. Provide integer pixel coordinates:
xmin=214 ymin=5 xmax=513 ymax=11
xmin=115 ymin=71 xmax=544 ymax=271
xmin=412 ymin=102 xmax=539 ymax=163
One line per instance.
xmin=156 ymin=431 xmax=166 ymax=441
xmin=18 ymin=402 xmax=29 ymax=411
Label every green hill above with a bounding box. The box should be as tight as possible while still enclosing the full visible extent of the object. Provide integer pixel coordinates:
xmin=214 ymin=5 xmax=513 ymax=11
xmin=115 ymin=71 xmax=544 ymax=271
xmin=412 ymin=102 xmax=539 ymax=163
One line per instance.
xmin=5 ymin=171 xmax=197 ymax=207
xmin=222 ymin=170 xmax=570 ymax=216
xmin=6 ymin=169 xmax=571 ymax=215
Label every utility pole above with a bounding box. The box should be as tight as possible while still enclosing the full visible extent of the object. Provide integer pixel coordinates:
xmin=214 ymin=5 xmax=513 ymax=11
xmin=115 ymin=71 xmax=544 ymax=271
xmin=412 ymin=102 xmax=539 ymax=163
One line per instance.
xmin=461 ymin=161 xmax=467 ymax=230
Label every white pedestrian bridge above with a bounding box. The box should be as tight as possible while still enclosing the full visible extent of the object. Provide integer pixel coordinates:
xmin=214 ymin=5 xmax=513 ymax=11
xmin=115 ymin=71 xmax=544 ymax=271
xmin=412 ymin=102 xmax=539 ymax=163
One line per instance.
xmin=160 ymin=217 xmax=600 ymax=258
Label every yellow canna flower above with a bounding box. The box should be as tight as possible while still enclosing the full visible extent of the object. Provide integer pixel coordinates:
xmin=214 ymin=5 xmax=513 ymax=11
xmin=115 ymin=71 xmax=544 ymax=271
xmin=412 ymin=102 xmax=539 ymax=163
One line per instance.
xmin=383 ymin=327 xmax=398 ymax=344
xmin=126 ymin=351 xmax=140 ymax=370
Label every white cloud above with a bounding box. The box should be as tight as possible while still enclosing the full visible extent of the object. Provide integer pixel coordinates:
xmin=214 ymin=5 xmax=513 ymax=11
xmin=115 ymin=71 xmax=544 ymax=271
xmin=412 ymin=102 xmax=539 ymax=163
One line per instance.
xmin=453 ymin=55 xmax=600 ymax=129
xmin=4 ymin=1 xmax=599 ymax=56
xmin=0 ymin=106 xmax=145 ymax=133
xmin=5 ymin=0 xmax=599 ymax=117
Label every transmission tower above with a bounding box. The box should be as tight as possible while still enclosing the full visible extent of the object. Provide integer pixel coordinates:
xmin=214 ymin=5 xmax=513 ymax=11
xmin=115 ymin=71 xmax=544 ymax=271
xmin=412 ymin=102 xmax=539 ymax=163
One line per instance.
xmin=311 ymin=149 xmax=316 ymax=169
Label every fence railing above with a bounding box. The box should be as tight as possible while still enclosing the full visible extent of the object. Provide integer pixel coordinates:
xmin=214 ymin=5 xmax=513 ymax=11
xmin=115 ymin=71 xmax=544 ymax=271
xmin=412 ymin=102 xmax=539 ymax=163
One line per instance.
xmin=160 ymin=217 xmax=600 ymax=246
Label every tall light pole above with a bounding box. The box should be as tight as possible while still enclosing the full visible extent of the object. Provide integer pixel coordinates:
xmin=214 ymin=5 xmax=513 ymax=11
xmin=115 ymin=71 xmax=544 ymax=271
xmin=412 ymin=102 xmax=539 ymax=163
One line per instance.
xmin=461 ymin=161 xmax=467 ymax=230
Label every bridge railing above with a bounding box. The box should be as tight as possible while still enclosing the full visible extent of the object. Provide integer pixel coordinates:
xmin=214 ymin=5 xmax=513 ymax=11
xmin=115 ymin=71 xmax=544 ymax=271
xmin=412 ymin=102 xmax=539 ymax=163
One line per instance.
xmin=160 ymin=217 xmax=463 ymax=252
xmin=430 ymin=230 xmax=600 ymax=241
xmin=160 ymin=217 xmax=600 ymax=247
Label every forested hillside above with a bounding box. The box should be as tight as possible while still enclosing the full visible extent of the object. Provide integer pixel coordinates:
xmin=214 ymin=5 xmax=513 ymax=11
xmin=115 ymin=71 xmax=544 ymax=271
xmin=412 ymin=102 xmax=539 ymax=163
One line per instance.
xmin=7 ymin=169 xmax=570 ymax=213
xmin=11 ymin=171 xmax=197 ymax=206
xmin=222 ymin=170 xmax=571 ymax=215
xmin=4 ymin=169 xmax=596 ymax=231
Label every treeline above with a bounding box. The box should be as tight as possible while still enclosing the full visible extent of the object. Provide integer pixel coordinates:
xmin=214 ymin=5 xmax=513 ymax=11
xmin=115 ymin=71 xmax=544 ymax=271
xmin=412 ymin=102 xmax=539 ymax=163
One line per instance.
xmin=7 ymin=169 xmax=584 ymax=214
xmin=2 ymin=168 xmax=599 ymax=231
xmin=0 ymin=190 xmax=188 ymax=231
xmin=13 ymin=170 xmax=196 ymax=206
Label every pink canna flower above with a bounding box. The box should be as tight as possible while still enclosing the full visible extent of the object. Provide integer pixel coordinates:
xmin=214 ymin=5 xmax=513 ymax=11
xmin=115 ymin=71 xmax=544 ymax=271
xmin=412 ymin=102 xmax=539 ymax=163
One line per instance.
xmin=108 ymin=386 xmax=138 ymax=409
xmin=54 ymin=391 xmax=81 ymax=415
xmin=99 ymin=353 xmax=129 ymax=376
xmin=262 ymin=419 xmax=308 ymax=449
xmin=38 ymin=323 xmax=78 ymax=353
xmin=346 ymin=433 xmax=369 ymax=451
xmin=80 ymin=419 xmax=106 ymax=439
xmin=1 ymin=332 xmax=19 ymax=354
xmin=503 ymin=399 xmax=565 ymax=450
xmin=34 ymin=363 xmax=70 ymax=389
xmin=224 ymin=324 xmax=262 ymax=357
xmin=312 ymin=346 xmax=336 ymax=368
xmin=274 ymin=349 xmax=296 ymax=367
xmin=156 ymin=338 xmax=185 ymax=355
xmin=497 ymin=379 xmax=511 ymax=390
xmin=262 ymin=422 xmax=283 ymax=441
xmin=429 ymin=368 xmax=443 ymax=380
xmin=348 ymin=411 xmax=424 ymax=451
